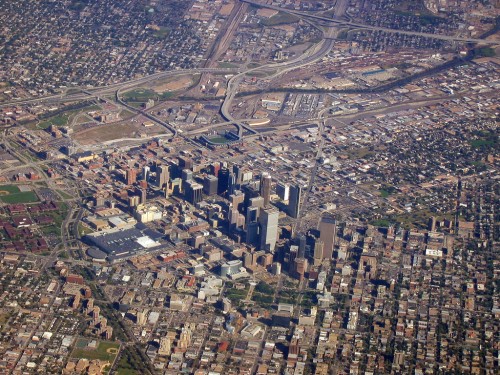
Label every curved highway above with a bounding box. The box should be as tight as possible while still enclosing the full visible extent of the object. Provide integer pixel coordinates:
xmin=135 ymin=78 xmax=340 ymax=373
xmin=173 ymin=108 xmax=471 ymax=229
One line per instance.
xmin=220 ymin=28 xmax=336 ymax=138
xmin=240 ymin=0 xmax=500 ymax=45
xmin=0 ymin=68 xmax=240 ymax=109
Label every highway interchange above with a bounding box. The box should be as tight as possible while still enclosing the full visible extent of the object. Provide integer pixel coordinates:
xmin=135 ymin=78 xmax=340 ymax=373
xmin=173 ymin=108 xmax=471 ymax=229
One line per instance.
xmin=2 ymin=0 xmax=498 ymax=135
xmin=0 ymin=2 xmax=497 ymax=166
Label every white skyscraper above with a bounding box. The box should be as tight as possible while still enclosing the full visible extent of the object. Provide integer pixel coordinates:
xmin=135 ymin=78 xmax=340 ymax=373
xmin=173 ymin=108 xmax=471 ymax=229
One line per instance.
xmin=259 ymin=207 xmax=279 ymax=253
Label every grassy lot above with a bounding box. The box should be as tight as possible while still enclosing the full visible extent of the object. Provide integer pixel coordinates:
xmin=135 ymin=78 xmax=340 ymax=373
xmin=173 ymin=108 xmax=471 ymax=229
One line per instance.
xmin=347 ymin=147 xmax=374 ymax=160
xmin=225 ymin=282 xmax=249 ymax=303
xmin=218 ymin=62 xmax=240 ymax=69
xmin=261 ymin=12 xmax=299 ymax=26
xmin=159 ymin=91 xmax=174 ymax=100
xmin=122 ymin=88 xmax=157 ymax=102
xmin=39 ymin=114 xmax=69 ymax=129
xmin=0 ymin=185 xmax=38 ymax=203
xmin=37 ymin=202 xmax=68 ymax=235
xmin=247 ymin=63 xmax=261 ymax=69
xmin=299 ymin=291 xmax=317 ymax=308
xmin=225 ymin=287 xmax=248 ymax=303
xmin=470 ymin=139 xmax=496 ymax=148
xmin=476 ymin=47 xmax=495 ymax=57
xmin=382 ymin=209 xmax=440 ymax=230
xmin=120 ymin=109 xmax=137 ymax=119
xmin=209 ymin=136 xmax=231 ymax=144
xmin=153 ymin=26 xmax=169 ymax=38
xmin=36 ymin=104 xmax=101 ymax=130
xmin=277 ymin=290 xmax=298 ymax=304
xmin=122 ymin=102 xmax=144 ymax=109
xmin=252 ymin=293 xmax=273 ymax=304
xmin=40 ymin=224 xmax=61 ymax=236
xmin=117 ymin=369 xmax=139 ymax=375
xmin=0 ymin=185 xmax=21 ymax=194
xmin=252 ymin=281 xmax=275 ymax=306
xmin=371 ymin=219 xmax=391 ymax=227
xmin=115 ymin=346 xmax=150 ymax=375
xmin=379 ymin=190 xmax=389 ymax=198
xmin=71 ymin=340 xmax=120 ymax=362
xmin=78 ymin=222 xmax=94 ymax=236
xmin=378 ymin=185 xmax=397 ymax=198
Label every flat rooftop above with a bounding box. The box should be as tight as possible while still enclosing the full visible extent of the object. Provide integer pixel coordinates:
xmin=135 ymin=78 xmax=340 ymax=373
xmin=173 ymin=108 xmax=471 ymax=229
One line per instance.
xmin=84 ymin=226 xmax=164 ymax=261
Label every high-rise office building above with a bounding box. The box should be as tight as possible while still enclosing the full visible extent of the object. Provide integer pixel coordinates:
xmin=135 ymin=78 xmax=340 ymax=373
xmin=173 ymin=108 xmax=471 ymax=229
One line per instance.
xmin=142 ymin=165 xmax=150 ymax=181
xmin=319 ymin=216 xmax=337 ymax=260
xmin=298 ymin=234 xmax=307 ymax=258
xmin=313 ymin=240 xmax=324 ymax=266
xmin=249 ymin=196 xmax=265 ymax=209
xmin=428 ymin=216 xmax=437 ymax=232
xmin=228 ymin=172 xmax=236 ymax=196
xmin=260 ymin=172 xmax=272 ymax=207
xmin=203 ymin=175 xmax=218 ymax=196
xmin=217 ymin=167 xmax=230 ymax=196
xmin=233 ymin=164 xmax=243 ymax=185
xmin=210 ymin=163 xmax=221 ymax=177
xmin=245 ymin=203 xmax=260 ymax=247
xmin=156 ymin=165 xmax=170 ymax=188
xmin=276 ymin=182 xmax=289 ymax=201
xmin=240 ymin=169 xmax=253 ymax=184
xmin=169 ymin=178 xmax=182 ymax=196
xmin=229 ymin=190 xmax=245 ymax=212
xmin=140 ymin=187 xmax=147 ymax=204
xmin=246 ymin=206 xmax=260 ymax=225
xmin=246 ymin=222 xmax=260 ymax=247
xmin=181 ymin=169 xmax=193 ymax=182
xmin=222 ymin=298 xmax=232 ymax=313
xmin=229 ymin=208 xmax=242 ymax=227
xmin=164 ymin=182 xmax=169 ymax=198
xmin=126 ymin=168 xmax=137 ymax=185
xmin=178 ymin=156 xmax=193 ymax=170
xmin=242 ymin=183 xmax=261 ymax=212
xmin=288 ymin=338 xmax=299 ymax=359
xmin=128 ymin=195 xmax=140 ymax=208
xmin=294 ymin=258 xmax=308 ymax=280
xmin=288 ymin=184 xmax=302 ymax=219
xmin=259 ymin=207 xmax=279 ymax=253
xmin=185 ymin=181 xmax=203 ymax=205
xmin=289 ymin=245 xmax=298 ymax=266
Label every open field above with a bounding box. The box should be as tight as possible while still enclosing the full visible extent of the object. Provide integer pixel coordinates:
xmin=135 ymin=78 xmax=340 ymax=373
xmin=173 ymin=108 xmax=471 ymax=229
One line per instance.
xmin=117 ymin=369 xmax=139 ymax=375
xmin=78 ymin=222 xmax=94 ymax=236
xmin=150 ymin=75 xmax=196 ymax=93
xmin=38 ymin=114 xmax=69 ymax=129
xmin=71 ymin=339 xmax=120 ymax=362
xmin=0 ymin=185 xmax=38 ymax=203
xmin=72 ymin=121 xmax=166 ymax=145
xmin=261 ymin=11 xmax=299 ymax=26
xmin=208 ymin=136 xmax=232 ymax=144
xmin=35 ymin=104 xmax=102 ymax=130
xmin=122 ymin=88 xmax=157 ymax=102
xmin=218 ymin=62 xmax=240 ymax=69
xmin=0 ymin=185 xmax=21 ymax=194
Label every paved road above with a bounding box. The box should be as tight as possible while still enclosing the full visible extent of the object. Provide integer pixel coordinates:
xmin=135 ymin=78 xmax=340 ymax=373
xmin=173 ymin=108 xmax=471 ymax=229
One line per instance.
xmin=220 ymin=31 xmax=335 ymax=138
xmin=0 ymin=68 xmax=240 ymax=109
xmin=293 ymin=119 xmax=326 ymax=236
xmin=241 ymin=0 xmax=499 ymax=45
